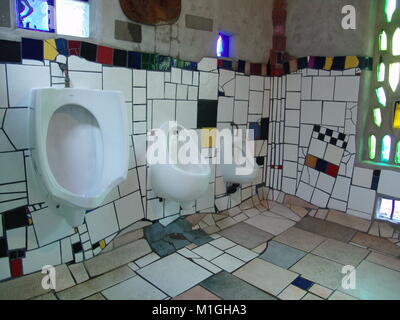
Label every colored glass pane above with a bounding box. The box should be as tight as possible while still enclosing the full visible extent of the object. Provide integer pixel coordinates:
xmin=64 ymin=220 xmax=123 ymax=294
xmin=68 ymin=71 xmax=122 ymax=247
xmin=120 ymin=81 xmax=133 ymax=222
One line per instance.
xmin=56 ymin=0 xmax=90 ymax=38
xmin=396 ymin=142 xmax=400 ymax=164
xmin=382 ymin=135 xmax=392 ymax=161
xmin=394 ymin=102 xmax=400 ymax=128
xmin=379 ymin=198 xmax=393 ymax=219
xmin=374 ymin=108 xmax=382 ymax=127
xmin=377 ymin=58 xmax=385 ymax=82
xmin=379 ymin=30 xmax=388 ymax=51
xmin=385 ymin=0 xmax=397 ymax=23
xmin=15 ymin=0 xmax=55 ymax=32
xmin=393 ymin=28 xmax=400 ymax=56
xmin=376 ymin=87 xmax=387 ymax=106
xmin=369 ymin=135 xmax=377 ymax=160
xmin=389 ymin=63 xmax=400 ymax=91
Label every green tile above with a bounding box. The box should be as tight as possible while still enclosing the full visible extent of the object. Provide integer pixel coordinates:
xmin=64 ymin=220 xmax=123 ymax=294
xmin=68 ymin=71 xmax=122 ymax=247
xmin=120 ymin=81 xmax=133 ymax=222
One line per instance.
xmin=259 ymin=241 xmax=307 ymax=269
xmin=200 ymin=271 xmax=276 ymax=300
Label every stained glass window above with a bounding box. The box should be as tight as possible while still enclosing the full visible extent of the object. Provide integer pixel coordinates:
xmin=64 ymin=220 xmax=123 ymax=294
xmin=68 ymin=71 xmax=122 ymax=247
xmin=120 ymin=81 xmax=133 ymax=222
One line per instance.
xmin=393 ymin=28 xmax=400 ymax=55
xmin=394 ymin=102 xmax=400 ymax=128
xmin=376 ymin=197 xmax=400 ymax=223
xmin=15 ymin=0 xmax=89 ymax=37
xmin=385 ymin=0 xmax=397 ymax=23
xmin=380 ymin=30 xmax=388 ymax=51
xmin=389 ymin=63 xmax=400 ymax=91
xmin=374 ymin=108 xmax=382 ymax=127
xmin=396 ymin=141 xmax=400 ymax=163
xmin=376 ymin=87 xmax=387 ymax=106
xmin=217 ymin=33 xmax=230 ymax=58
xmin=377 ymin=58 xmax=385 ymax=82
xmin=382 ymin=135 xmax=392 ymax=161
xmin=369 ymin=135 xmax=376 ymax=160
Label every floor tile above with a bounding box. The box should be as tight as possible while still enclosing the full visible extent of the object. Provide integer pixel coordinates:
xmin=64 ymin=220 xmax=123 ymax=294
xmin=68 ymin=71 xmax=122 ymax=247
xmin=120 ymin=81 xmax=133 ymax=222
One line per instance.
xmin=58 ymin=266 xmax=135 ymax=300
xmin=200 ymin=271 xmax=276 ymax=300
xmin=137 ymin=253 xmax=212 ymax=297
xmin=259 ymin=241 xmax=307 ymax=269
xmin=328 ymin=291 xmax=358 ymax=300
xmin=193 ymin=244 xmax=224 ymax=260
xmin=54 ymin=264 xmax=76 ymax=292
xmin=269 ymin=204 xmax=302 ymax=222
xmin=177 ymin=248 xmax=200 ymax=259
xmin=68 ymin=263 xmax=89 ymax=284
xmin=312 ymin=239 xmax=369 ymax=266
xmin=209 ymin=237 xmax=236 ymax=250
xmin=192 ymin=258 xmax=222 ymax=274
xmin=84 ymin=293 xmax=106 ymax=300
xmin=252 ymin=242 xmax=267 ymax=254
xmin=32 ymin=293 xmax=58 ymax=300
xmin=216 ymin=217 xmax=237 ymax=230
xmin=211 ymin=254 xmax=245 ymax=272
xmin=326 ymin=210 xmax=370 ymax=232
xmin=273 ymin=227 xmax=326 ymax=252
xmin=135 ymin=252 xmax=160 ymax=268
xmin=173 ymin=285 xmax=221 ymax=300
xmin=245 ymin=213 xmax=296 ymax=235
xmin=290 ymin=254 xmax=344 ymax=290
xmin=219 ymin=222 xmax=274 ymax=249
xmin=84 ymin=239 xmax=152 ymax=277
xmin=295 ymin=216 xmax=357 ymax=243
xmin=302 ymin=293 xmax=323 ymax=300
xmin=102 ymin=276 xmax=167 ymax=300
xmin=225 ymin=245 xmax=258 ymax=262
xmin=277 ymin=284 xmax=307 ymax=300
xmin=309 ymin=284 xmax=333 ymax=299
xmin=351 ymin=232 xmax=400 ymax=257
xmin=339 ymin=261 xmax=400 ymax=300
xmin=233 ymin=258 xmax=298 ymax=296
xmin=366 ymin=252 xmax=400 ymax=272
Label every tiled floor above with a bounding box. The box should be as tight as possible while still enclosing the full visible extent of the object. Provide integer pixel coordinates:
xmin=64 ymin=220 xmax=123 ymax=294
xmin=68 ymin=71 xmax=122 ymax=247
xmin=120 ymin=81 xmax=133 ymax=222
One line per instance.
xmin=1 ymin=200 xmax=400 ymax=300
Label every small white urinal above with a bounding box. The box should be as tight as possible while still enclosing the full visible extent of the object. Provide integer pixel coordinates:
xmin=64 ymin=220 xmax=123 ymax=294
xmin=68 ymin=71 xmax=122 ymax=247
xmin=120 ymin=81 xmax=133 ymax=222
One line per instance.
xmin=150 ymin=122 xmax=211 ymax=210
xmin=29 ymin=88 xmax=129 ymax=227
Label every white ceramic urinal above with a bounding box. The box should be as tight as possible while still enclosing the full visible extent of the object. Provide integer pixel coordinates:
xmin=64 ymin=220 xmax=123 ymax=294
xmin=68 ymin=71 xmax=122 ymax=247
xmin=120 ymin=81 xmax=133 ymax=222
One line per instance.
xmin=29 ymin=88 xmax=129 ymax=227
xmin=150 ymin=122 xmax=211 ymax=210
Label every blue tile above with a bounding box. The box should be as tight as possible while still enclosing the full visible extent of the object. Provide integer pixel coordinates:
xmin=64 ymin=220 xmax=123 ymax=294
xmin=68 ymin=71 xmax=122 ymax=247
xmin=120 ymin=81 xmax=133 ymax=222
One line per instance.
xmin=22 ymin=38 xmax=43 ymax=61
xmin=55 ymin=38 xmax=69 ymax=56
xmin=291 ymin=276 xmax=314 ymax=291
xmin=128 ymin=51 xmax=142 ymax=69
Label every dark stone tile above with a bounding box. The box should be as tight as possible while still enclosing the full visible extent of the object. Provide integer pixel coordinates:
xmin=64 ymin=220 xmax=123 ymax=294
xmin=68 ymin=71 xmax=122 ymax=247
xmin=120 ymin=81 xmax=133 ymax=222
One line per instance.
xmin=219 ymin=222 xmax=274 ymax=249
xmin=0 ymin=39 xmax=21 ymax=63
xmin=114 ymin=20 xmax=142 ymax=43
xmin=144 ymin=223 xmax=167 ymax=243
xmin=259 ymin=241 xmax=307 ymax=269
xmin=165 ymin=235 xmax=190 ymax=250
xmin=185 ymin=14 xmax=213 ymax=32
xmin=80 ymin=41 xmax=97 ymax=62
xmin=197 ymin=100 xmax=218 ymax=128
xmin=295 ymin=216 xmax=357 ymax=243
xmin=183 ymin=230 xmax=212 ymax=246
xmin=3 ymin=206 xmax=29 ymax=230
xmin=165 ymin=219 xmax=192 ymax=235
xmin=113 ymin=49 xmax=128 ymax=67
xmin=200 ymin=271 xmax=276 ymax=300
xmin=0 ymin=238 xmax=8 ymax=258
xmin=150 ymin=239 xmax=176 ymax=257
xmin=0 ymin=0 xmax=10 ymax=27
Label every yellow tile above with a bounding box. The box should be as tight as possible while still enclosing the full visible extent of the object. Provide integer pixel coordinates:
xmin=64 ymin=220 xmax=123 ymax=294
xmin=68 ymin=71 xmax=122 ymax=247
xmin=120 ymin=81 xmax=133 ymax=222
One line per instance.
xmin=28 ymin=218 xmax=33 ymax=225
xmin=99 ymin=240 xmax=106 ymax=249
xmin=44 ymin=39 xmax=58 ymax=61
xmin=323 ymin=57 xmax=334 ymax=70
xmin=345 ymin=56 xmax=359 ymax=70
xmin=201 ymin=128 xmax=217 ymax=148
xmin=394 ymin=102 xmax=400 ymax=129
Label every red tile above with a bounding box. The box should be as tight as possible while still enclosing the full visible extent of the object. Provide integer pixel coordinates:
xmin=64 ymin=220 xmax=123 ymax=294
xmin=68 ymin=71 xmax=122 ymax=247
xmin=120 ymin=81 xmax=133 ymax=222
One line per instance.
xmin=326 ymin=163 xmax=339 ymax=178
xmin=250 ymin=63 xmax=262 ymax=75
xmin=68 ymin=40 xmax=81 ymax=56
xmin=273 ymin=35 xmax=286 ymax=51
xmin=277 ymin=165 xmax=283 ymax=170
xmin=97 ymin=46 xmax=113 ymax=65
xmin=272 ymin=8 xmax=286 ymax=25
xmin=217 ymin=59 xmax=223 ymax=68
xmin=10 ymin=259 xmax=23 ymax=278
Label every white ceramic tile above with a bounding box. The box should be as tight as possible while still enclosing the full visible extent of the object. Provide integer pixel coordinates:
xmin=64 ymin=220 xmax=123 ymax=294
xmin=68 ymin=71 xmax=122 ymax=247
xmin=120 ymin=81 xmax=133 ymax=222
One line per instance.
xmin=225 ymin=245 xmax=258 ymax=262
xmin=152 ymin=100 xmax=175 ymax=129
xmin=324 ymin=144 xmax=344 ymax=166
xmin=285 ymin=110 xmax=300 ymax=127
xmin=217 ymin=97 xmax=234 ymax=122
xmin=68 ymin=55 xmax=102 ymax=72
xmin=311 ymin=189 xmax=330 ymax=208
xmin=0 ymin=129 xmax=14 ymax=152
xmin=137 ymin=253 xmax=212 ymax=297
xmin=7 ymin=65 xmax=50 ymax=106
xmin=135 ymin=252 xmax=160 ymax=268
xmin=103 ymin=67 xmax=132 ymax=101
xmin=182 ymin=70 xmax=193 ymax=85
xmin=284 ymin=127 xmax=299 ymax=145
xmin=133 ymin=105 xmax=146 ymax=122
xmin=334 ymin=76 xmax=360 ymax=102
xmin=102 ymin=276 xmax=166 ymax=300
xmin=283 ymin=161 xmax=298 ymax=178
xmin=115 ymin=191 xmax=144 ymax=230
xmin=165 ymin=83 xmax=176 ymax=100
xmin=192 ymin=258 xmax=222 ymax=274
xmin=234 ymin=101 xmax=249 ymax=124
xmin=286 ymin=74 xmax=301 ymax=91
xmin=147 ymin=198 xmax=164 ymax=221
xmin=177 ymin=248 xmax=200 ymax=259
xmin=301 ymin=77 xmax=312 ymax=100
xmin=286 ymin=92 xmax=301 ymax=109
xmin=196 ymin=183 xmax=215 ymax=211
xmin=198 ymin=57 xmax=218 ymax=72
xmin=352 ymin=167 xmax=373 ymax=189
xmin=282 ymin=177 xmax=297 ymax=195
xmin=188 ymin=86 xmax=198 ymax=100
xmin=322 ymin=102 xmax=346 ymax=127
xmin=347 ymin=186 xmax=376 ymax=214
xmin=327 ymin=198 xmax=347 ymax=212
xmin=3 ymin=108 xmax=28 ymax=150
xmin=199 ymin=72 xmax=218 ymax=100
xmin=193 ymin=243 xmax=223 ymax=260
xmin=331 ymin=176 xmax=351 ymax=201
xmin=133 ymin=87 xmax=146 ymax=104
xmin=209 ymin=237 xmax=236 ymax=250
xmin=23 ymin=242 xmax=62 ymax=274
xmin=284 ymin=144 xmax=299 ymax=162
xmin=235 ymin=76 xmax=250 ymax=100
xmin=316 ymin=173 xmax=335 ymax=194
xmin=378 ymin=170 xmax=400 ymax=198
xmin=159 ymin=214 xmax=180 ymax=226
xmin=308 ymin=138 xmax=327 ymax=159
xmin=85 ymin=203 xmax=119 ymax=243
xmin=278 ymin=284 xmax=307 ymax=300
xmin=0 ymin=65 xmax=8 ymax=106
xmin=176 ymin=100 xmax=197 ymax=129
xmin=147 ymin=72 xmax=165 ymax=99
xmin=211 ymin=253 xmax=245 ymax=272
xmin=31 ymin=207 xmax=74 ymax=247
xmin=6 ymin=227 xmax=26 ymax=250
xmin=296 ymin=181 xmax=314 ymax=202
xmin=171 ymin=67 xmax=182 ymax=84
xmin=61 ymin=237 xmax=73 ymax=264
xmin=249 ymin=91 xmax=263 ymax=114
xmin=133 ymin=69 xmax=147 ymax=87
xmin=177 ymin=84 xmax=188 ymax=100
xmin=312 ymin=76 xmax=335 ymax=100
xmin=301 ymin=101 xmax=322 ymax=124
xmin=69 ymin=71 xmax=102 ymax=89
xmin=0 ymin=258 xmax=10 ymax=281
xmin=164 ymin=200 xmax=180 ymax=217
xmin=299 ymin=124 xmax=314 ymax=147
xmin=250 ymin=76 xmax=264 ymax=91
